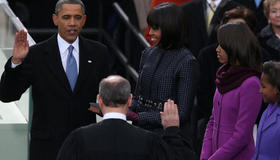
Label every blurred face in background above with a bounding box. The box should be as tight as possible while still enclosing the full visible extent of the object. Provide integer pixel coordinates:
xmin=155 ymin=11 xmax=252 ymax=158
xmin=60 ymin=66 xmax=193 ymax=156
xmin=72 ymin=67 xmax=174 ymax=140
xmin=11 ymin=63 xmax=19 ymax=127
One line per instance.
xmin=269 ymin=1 xmax=280 ymax=28
xmin=52 ymin=4 xmax=86 ymax=43
xmin=227 ymin=18 xmax=246 ymax=24
xmin=260 ymin=73 xmax=279 ymax=103
xmin=149 ymin=27 xmax=161 ymax=46
xmin=216 ymin=45 xmax=228 ymax=64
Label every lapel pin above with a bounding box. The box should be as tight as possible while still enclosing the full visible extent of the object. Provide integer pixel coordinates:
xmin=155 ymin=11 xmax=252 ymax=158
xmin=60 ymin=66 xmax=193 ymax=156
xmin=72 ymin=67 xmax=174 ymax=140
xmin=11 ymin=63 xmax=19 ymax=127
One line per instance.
xmin=88 ymin=60 xmax=92 ymax=63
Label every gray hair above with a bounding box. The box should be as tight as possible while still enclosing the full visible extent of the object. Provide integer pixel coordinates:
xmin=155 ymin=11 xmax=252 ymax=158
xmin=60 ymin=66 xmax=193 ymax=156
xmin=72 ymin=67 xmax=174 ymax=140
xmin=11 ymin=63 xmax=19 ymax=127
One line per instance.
xmin=99 ymin=75 xmax=131 ymax=107
xmin=55 ymin=0 xmax=85 ymax=15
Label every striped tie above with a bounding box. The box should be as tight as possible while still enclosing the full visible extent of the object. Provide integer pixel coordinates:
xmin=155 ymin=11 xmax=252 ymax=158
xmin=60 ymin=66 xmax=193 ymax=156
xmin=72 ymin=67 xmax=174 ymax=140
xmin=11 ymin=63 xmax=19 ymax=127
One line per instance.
xmin=207 ymin=2 xmax=216 ymax=32
xmin=66 ymin=45 xmax=78 ymax=91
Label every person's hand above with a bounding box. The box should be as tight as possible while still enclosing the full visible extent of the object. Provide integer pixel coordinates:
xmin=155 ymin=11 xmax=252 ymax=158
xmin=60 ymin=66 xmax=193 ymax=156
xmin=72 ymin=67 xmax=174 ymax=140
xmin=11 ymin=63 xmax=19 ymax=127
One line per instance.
xmin=160 ymin=99 xmax=179 ymax=129
xmin=89 ymin=106 xmax=101 ymax=114
xmin=12 ymin=29 xmax=29 ymax=64
xmin=88 ymin=104 xmax=103 ymax=117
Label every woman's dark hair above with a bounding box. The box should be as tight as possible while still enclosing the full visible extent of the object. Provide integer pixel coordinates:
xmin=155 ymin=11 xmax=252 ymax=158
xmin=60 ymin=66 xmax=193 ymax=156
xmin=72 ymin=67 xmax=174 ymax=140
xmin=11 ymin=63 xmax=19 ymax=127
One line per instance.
xmin=217 ymin=23 xmax=262 ymax=67
xmin=221 ymin=7 xmax=256 ymax=32
xmin=263 ymin=61 xmax=280 ymax=93
xmin=147 ymin=2 xmax=188 ymax=49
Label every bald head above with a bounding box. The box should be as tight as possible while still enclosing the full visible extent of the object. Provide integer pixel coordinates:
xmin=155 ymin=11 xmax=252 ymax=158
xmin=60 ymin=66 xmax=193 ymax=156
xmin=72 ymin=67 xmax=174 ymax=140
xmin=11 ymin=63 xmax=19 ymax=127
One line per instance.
xmin=99 ymin=75 xmax=131 ymax=107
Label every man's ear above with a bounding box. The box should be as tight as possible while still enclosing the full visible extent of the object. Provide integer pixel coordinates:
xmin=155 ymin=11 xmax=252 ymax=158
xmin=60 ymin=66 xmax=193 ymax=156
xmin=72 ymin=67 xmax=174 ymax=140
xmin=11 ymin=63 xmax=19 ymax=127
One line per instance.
xmin=81 ymin=15 xmax=87 ymax=26
xmin=275 ymin=87 xmax=280 ymax=98
xmin=52 ymin=14 xmax=58 ymax=26
xmin=97 ymin=94 xmax=103 ymax=107
xmin=127 ymin=94 xmax=133 ymax=107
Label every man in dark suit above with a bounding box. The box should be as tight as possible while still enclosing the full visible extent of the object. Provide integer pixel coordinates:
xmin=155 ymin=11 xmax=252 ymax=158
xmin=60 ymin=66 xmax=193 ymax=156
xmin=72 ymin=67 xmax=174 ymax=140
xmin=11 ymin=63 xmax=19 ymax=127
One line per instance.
xmin=57 ymin=75 xmax=195 ymax=160
xmin=0 ymin=0 xmax=109 ymax=159
xmin=182 ymin=0 xmax=242 ymax=57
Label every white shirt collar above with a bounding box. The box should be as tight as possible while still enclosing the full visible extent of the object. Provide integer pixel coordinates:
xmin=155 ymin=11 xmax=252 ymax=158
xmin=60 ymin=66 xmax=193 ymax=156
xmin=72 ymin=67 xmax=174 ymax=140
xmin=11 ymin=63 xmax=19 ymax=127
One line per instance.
xmin=206 ymin=0 xmax=221 ymax=10
xmin=103 ymin=112 xmax=127 ymax=121
xmin=57 ymin=33 xmax=79 ymax=54
xmin=57 ymin=33 xmax=80 ymax=72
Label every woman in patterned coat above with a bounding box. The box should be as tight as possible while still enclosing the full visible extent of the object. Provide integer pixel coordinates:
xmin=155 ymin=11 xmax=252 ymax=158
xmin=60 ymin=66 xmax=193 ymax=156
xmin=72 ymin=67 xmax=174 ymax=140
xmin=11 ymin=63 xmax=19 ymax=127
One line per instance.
xmin=127 ymin=2 xmax=199 ymax=140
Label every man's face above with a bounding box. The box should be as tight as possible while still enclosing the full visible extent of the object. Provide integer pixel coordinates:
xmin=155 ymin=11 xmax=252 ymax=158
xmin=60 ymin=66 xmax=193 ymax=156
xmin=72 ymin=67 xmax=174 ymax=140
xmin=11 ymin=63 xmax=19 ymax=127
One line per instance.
xmin=52 ymin=4 xmax=86 ymax=43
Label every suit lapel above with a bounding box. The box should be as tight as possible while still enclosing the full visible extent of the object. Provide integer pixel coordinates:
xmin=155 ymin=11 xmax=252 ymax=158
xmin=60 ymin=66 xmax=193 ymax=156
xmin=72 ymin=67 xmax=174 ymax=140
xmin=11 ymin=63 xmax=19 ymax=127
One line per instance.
xmin=197 ymin=0 xmax=208 ymax=41
xmin=209 ymin=0 xmax=232 ymax=34
xmin=154 ymin=49 xmax=182 ymax=84
xmin=141 ymin=47 xmax=163 ymax=96
xmin=262 ymin=107 xmax=280 ymax=131
xmin=151 ymin=49 xmax=183 ymax=98
xmin=73 ymin=37 xmax=91 ymax=93
xmin=44 ymin=34 xmax=72 ymax=93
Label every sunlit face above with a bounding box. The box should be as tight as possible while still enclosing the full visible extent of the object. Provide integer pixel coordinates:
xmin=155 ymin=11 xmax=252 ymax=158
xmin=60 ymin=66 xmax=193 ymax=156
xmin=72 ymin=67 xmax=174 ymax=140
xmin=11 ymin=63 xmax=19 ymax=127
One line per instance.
xmin=149 ymin=27 xmax=161 ymax=46
xmin=216 ymin=45 xmax=228 ymax=64
xmin=269 ymin=1 xmax=280 ymax=28
xmin=260 ymin=73 xmax=279 ymax=103
xmin=52 ymin=4 xmax=86 ymax=44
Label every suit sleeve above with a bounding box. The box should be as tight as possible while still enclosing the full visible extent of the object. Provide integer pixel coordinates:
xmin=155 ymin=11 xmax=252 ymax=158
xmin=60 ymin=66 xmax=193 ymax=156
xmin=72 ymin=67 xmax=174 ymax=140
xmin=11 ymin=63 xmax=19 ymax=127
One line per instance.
xmin=56 ymin=129 xmax=82 ymax=160
xmin=208 ymin=78 xmax=262 ymax=160
xmin=151 ymin=126 xmax=196 ymax=160
xmin=162 ymin=127 xmax=197 ymax=160
xmin=0 ymin=56 xmax=32 ymax=102
xmin=175 ymin=57 xmax=199 ymax=128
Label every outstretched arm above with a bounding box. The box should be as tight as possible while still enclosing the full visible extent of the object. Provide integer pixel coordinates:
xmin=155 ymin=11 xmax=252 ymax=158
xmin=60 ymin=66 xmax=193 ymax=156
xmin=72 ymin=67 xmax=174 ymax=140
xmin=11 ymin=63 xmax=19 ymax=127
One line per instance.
xmin=0 ymin=29 xmax=31 ymax=102
xmin=159 ymin=99 xmax=197 ymax=160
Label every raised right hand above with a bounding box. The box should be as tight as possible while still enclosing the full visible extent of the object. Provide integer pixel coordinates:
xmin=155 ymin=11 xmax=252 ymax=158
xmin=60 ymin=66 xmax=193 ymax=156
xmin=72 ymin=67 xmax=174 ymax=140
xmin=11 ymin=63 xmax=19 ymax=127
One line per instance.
xmin=160 ymin=99 xmax=180 ymax=129
xmin=12 ymin=29 xmax=29 ymax=64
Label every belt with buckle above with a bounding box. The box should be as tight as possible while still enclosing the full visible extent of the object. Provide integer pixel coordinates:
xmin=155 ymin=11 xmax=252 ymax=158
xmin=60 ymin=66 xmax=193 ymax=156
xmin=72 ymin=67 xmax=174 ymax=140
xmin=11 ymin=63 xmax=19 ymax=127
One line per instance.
xmin=135 ymin=95 xmax=164 ymax=111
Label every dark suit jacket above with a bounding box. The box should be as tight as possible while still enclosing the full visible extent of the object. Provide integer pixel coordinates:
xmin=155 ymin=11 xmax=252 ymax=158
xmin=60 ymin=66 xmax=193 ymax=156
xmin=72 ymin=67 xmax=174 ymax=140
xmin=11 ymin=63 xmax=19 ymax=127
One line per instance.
xmin=0 ymin=34 xmax=110 ymax=160
xmin=57 ymin=119 xmax=195 ymax=160
xmin=131 ymin=47 xmax=199 ymax=138
xmin=197 ymin=43 xmax=221 ymax=121
xmin=182 ymin=0 xmax=242 ymax=57
xmin=258 ymin=24 xmax=280 ymax=61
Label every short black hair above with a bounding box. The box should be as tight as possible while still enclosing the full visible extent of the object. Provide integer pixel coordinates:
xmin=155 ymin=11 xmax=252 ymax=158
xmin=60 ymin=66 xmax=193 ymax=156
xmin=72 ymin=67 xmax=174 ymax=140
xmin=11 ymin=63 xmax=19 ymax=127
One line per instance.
xmin=263 ymin=61 xmax=280 ymax=91
xmin=147 ymin=2 xmax=188 ymax=49
xmin=99 ymin=75 xmax=131 ymax=107
xmin=55 ymin=0 xmax=85 ymax=15
xmin=217 ymin=23 xmax=262 ymax=67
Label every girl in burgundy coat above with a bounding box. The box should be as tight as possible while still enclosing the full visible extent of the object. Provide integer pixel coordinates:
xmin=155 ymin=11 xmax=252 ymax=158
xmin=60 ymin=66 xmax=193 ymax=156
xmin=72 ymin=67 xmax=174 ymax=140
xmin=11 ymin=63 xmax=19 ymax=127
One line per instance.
xmin=200 ymin=23 xmax=263 ymax=160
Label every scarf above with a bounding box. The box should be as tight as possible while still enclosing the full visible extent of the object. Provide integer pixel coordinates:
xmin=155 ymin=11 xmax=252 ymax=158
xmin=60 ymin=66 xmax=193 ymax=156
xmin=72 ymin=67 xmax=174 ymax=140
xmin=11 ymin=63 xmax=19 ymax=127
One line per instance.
xmin=216 ymin=64 xmax=261 ymax=94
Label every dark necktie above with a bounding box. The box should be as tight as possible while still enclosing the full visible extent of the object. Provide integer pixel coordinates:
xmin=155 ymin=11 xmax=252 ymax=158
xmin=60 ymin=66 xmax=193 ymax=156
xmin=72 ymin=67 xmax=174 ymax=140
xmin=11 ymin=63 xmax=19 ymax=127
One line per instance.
xmin=66 ymin=45 xmax=78 ymax=91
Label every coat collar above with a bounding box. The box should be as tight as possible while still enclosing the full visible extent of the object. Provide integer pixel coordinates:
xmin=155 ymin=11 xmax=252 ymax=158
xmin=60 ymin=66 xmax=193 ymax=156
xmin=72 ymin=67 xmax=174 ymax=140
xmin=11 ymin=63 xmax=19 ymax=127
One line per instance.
xmin=261 ymin=103 xmax=280 ymax=131
xmin=259 ymin=24 xmax=280 ymax=52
